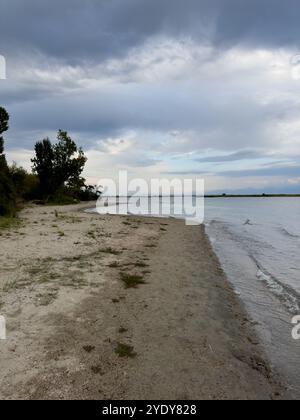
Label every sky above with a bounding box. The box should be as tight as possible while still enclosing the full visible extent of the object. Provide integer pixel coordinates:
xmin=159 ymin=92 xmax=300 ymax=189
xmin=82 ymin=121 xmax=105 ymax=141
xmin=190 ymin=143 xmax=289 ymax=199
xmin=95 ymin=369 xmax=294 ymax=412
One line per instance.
xmin=1 ymin=0 xmax=300 ymax=194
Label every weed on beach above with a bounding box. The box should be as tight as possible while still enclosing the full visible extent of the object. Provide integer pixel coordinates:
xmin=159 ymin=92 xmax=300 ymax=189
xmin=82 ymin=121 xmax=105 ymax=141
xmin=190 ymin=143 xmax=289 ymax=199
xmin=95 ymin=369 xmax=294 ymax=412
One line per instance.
xmin=91 ymin=365 xmax=103 ymax=375
xmin=115 ymin=342 xmax=137 ymax=358
xmin=62 ymin=272 xmax=87 ymax=289
xmin=27 ymin=265 xmax=48 ymax=276
xmin=108 ymin=261 xmax=120 ymax=268
xmin=2 ymin=280 xmax=18 ymax=292
xmin=112 ymin=298 xmax=120 ymax=303
xmin=118 ymin=327 xmax=128 ymax=334
xmin=99 ymin=247 xmax=122 ymax=256
xmin=120 ymin=273 xmax=145 ymax=288
xmin=0 ymin=217 xmax=20 ymax=232
xmin=83 ymin=345 xmax=95 ymax=353
xmin=133 ymin=261 xmax=148 ymax=268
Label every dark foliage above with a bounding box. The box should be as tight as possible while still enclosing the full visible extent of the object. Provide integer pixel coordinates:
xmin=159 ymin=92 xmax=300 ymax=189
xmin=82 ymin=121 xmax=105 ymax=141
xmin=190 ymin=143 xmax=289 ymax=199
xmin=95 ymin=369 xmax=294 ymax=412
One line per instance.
xmin=0 ymin=107 xmax=15 ymax=216
xmin=1 ymin=107 xmax=100 ymax=214
xmin=32 ymin=130 xmax=99 ymax=202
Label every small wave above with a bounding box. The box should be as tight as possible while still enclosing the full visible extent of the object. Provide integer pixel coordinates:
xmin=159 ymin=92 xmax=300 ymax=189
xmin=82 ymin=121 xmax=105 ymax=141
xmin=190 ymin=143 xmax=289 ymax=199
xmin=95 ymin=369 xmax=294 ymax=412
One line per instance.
xmin=279 ymin=227 xmax=299 ymax=239
xmin=207 ymin=219 xmax=300 ymax=314
xmin=252 ymin=256 xmax=300 ymax=314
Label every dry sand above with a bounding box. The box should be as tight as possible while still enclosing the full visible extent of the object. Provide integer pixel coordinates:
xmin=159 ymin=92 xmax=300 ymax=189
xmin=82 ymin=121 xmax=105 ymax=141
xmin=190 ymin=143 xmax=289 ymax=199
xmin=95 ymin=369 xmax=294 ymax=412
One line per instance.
xmin=0 ymin=202 xmax=285 ymax=400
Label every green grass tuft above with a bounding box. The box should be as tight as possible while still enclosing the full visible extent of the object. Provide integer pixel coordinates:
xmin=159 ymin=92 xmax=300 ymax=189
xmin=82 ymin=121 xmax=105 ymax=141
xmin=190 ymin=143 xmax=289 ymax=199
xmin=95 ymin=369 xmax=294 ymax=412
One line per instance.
xmin=0 ymin=217 xmax=20 ymax=232
xmin=118 ymin=327 xmax=128 ymax=334
xmin=115 ymin=342 xmax=136 ymax=358
xmin=120 ymin=273 xmax=145 ymax=289
xmin=99 ymin=247 xmax=122 ymax=255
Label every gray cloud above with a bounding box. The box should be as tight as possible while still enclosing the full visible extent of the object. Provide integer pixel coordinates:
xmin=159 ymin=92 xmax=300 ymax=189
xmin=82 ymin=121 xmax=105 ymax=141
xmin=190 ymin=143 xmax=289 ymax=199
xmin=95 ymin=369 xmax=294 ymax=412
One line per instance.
xmin=163 ymin=166 xmax=300 ymax=179
xmin=2 ymin=0 xmax=300 ymax=63
xmin=219 ymin=165 xmax=300 ymax=178
xmin=1 ymin=0 xmax=300 ymax=193
xmin=194 ymin=150 xmax=266 ymax=163
xmin=3 ymin=81 xmax=292 ymax=152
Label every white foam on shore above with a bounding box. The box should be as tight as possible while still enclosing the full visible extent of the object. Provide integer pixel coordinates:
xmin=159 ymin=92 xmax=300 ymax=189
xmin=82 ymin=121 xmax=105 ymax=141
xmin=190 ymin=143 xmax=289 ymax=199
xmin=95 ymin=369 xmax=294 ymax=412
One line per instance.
xmin=256 ymin=265 xmax=300 ymax=314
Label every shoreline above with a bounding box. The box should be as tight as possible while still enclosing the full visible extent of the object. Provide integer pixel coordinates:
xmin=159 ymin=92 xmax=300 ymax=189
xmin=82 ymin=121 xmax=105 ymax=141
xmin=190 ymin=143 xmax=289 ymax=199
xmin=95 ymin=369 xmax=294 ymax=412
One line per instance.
xmin=0 ymin=203 xmax=286 ymax=399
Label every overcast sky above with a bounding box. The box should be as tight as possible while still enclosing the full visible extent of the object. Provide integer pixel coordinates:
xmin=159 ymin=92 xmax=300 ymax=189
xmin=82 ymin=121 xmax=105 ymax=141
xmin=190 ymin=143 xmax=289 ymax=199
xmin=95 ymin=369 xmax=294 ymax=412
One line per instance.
xmin=1 ymin=0 xmax=300 ymax=193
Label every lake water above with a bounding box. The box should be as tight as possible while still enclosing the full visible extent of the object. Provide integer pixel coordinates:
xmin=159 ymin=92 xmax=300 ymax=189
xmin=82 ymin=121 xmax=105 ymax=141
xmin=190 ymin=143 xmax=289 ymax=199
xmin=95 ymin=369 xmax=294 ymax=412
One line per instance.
xmin=204 ymin=197 xmax=300 ymax=397
xmin=90 ymin=197 xmax=300 ymax=396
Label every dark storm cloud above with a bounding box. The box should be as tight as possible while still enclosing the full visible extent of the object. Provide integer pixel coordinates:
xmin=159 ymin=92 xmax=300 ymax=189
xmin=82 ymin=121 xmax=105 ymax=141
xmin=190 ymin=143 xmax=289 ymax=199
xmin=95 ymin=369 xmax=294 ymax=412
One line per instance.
xmin=212 ymin=0 xmax=300 ymax=50
xmin=0 ymin=0 xmax=209 ymax=62
xmin=2 ymin=0 xmax=300 ymax=63
xmin=1 ymin=0 xmax=300 ymax=193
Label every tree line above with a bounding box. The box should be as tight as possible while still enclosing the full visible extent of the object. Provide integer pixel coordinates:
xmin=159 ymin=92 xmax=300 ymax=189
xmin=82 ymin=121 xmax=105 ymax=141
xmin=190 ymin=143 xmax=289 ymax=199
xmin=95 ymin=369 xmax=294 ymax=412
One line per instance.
xmin=0 ymin=106 xmax=99 ymax=217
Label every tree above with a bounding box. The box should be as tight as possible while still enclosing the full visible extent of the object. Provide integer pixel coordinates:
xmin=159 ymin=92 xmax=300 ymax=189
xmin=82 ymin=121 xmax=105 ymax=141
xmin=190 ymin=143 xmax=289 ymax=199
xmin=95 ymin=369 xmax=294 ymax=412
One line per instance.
xmin=32 ymin=130 xmax=87 ymax=200
xmin=0 ymin=107 xmax=14 ymax=215
xmin=53 ymin=130 xmax=87 ymax=191
xmin=32 ymin=138 xmax=54 ymax=198
xmin=0 ymin=107 xmax=9 ymax=155
xmin=9 ymin=163 xmax=39 ymax=200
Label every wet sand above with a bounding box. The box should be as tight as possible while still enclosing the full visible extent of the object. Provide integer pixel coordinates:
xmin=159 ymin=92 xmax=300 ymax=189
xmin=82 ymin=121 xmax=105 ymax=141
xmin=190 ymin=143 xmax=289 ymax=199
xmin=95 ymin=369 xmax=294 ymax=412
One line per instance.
xmin=0 ymin=203 xmax=285 ymax=399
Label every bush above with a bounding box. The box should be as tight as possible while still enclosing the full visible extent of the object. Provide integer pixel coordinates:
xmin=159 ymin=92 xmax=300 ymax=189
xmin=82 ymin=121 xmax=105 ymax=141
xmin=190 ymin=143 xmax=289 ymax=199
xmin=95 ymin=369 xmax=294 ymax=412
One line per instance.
xmin=9 ymin=164 xmax=40 ymax=201
xmin=0 ymin=165 xmax=15 ymax=216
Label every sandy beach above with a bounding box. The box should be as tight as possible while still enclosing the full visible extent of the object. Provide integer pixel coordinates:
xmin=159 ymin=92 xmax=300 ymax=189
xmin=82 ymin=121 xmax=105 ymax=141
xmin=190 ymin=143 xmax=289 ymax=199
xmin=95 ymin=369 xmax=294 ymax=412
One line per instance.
xmin=0 ymin=203 xmax=284 ymax=400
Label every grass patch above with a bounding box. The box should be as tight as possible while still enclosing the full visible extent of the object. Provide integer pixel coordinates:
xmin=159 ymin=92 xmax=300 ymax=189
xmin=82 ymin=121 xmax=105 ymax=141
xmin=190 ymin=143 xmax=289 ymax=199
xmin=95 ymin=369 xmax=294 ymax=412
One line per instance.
xmin=62 ymin=272 xmax=88 ymax=289
xmin=115 ymin=342 xmax=136 ymax=358
xmin=48 ymin=272 xmax=62 ymax=280
xmin=118 ymin=327 xmax=128 ymax=334
xmin=3 ymin=277 xmax=43 ymax=291
xmin=91 ymin=365 xmax=103 ymax=375
xmin=99 ymin=233 xmax=112 ymax=238
xmin=120 ymin=273 xmax=145 ymax=289
xmin=63 ymin=255 xmax=83 ymax=262
xmin=0 ymin=217 xmax=20 ymax=232
xmin=87 ymin=231 xmax=96 ymax=239
xmin=56 ymin=214 xmax=83 ymax=224
xmin=108 ymin=261 xmax=120 ymax=268
xmin=27 ymin=264 xmax=49 ymax=276
xmin=83 ymin=345 xmax=95 ymax=353
xmin=2 ymin=280 xmax=18 ymax=292
xmin=133 ymin=261 xmax=148 ymax=268
xmin=99 ymin=247 xmax=122 ymax=256
xmin=112 ymin=298 xmax=120 ymax=303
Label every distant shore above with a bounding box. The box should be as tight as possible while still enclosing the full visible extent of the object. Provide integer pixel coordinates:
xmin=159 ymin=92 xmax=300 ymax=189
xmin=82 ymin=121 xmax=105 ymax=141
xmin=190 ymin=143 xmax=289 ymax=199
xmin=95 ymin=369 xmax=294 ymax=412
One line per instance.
xmin=98 ymin=194 xmax=300 ymax=199
xmin=0 ymin=203 xmax=285 ymax=399
xmin=205 ymin=194 xmax=300 ymax=198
